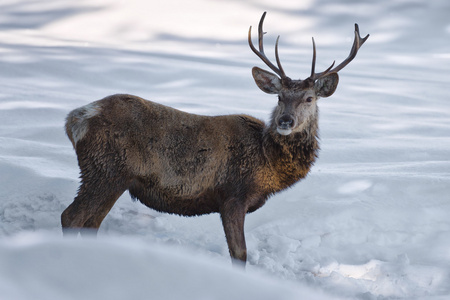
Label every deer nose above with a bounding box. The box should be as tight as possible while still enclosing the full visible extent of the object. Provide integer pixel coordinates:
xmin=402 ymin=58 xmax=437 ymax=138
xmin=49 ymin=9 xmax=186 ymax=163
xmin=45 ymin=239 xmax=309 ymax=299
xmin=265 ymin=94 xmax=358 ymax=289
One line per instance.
xmin=278 ymin=115 xmax=294 ymax=129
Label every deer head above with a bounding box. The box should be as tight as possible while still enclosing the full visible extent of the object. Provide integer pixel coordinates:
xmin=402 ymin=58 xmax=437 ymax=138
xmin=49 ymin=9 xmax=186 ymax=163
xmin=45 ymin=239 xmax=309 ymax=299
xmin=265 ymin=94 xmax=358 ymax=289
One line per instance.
xmin=249 ymin=12 xmax=369 ymax=135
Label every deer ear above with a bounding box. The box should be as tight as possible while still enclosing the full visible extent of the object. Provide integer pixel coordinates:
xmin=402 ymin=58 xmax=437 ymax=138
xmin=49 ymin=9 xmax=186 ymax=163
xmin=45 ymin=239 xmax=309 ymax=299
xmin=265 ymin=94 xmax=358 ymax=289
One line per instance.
xmin=315 ymin=73 xmax=339 ymax=98
xmin=252 ymin=67 xmax=282 ymax=94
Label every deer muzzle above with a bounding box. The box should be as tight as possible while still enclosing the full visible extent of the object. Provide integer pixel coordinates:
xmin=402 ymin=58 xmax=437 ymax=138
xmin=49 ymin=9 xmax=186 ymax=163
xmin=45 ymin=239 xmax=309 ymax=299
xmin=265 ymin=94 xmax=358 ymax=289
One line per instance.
xmin=276 ymin=115 xmax=296 ymax=135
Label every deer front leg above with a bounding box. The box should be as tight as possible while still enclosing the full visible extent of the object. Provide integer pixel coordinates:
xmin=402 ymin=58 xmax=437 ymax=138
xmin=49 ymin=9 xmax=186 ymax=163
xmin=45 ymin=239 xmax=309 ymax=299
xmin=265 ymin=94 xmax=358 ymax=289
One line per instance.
xmin=220 ymin=199 xmax=247 ymax=267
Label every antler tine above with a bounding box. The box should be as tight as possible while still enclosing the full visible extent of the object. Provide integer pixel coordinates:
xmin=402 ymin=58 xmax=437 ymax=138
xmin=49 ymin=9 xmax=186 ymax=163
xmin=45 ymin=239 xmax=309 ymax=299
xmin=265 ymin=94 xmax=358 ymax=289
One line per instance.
xmin=257 ymin=11 xmax=266 ymax=53
xmin=310 ymin=37 xmax=316 ymax=79
xmin=311 ymin=23 xmax=369 ymax=80
xmin=310 ymin=37 xmax=335 ymax=81
xmin=275 ymin=36 xmax=286 ymax=78
xmin=248 ymin=12 xmax=286 ymax=78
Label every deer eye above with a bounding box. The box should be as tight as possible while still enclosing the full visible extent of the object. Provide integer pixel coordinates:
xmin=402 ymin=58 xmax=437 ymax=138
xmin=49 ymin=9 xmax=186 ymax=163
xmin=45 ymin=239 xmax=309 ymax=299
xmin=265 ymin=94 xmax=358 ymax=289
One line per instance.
xmin=306 ymin=96 xmax=313 ymax=103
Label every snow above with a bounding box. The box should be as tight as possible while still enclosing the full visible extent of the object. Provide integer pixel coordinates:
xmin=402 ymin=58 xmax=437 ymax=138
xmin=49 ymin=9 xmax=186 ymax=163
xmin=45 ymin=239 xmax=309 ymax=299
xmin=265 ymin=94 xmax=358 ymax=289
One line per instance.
xmin=0 ymin=234 xmax=332 ymax=300
xmin=0 ymin=0 xmax=449 ymax=299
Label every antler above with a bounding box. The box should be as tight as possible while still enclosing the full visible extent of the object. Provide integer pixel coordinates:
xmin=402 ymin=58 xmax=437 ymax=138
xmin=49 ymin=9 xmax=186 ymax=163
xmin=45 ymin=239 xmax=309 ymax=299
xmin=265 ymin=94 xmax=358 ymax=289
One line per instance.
xmin=248 ymin=12 xmax=287 ymax=79
xmin=310 ymin=24 xmax=369 ymax=81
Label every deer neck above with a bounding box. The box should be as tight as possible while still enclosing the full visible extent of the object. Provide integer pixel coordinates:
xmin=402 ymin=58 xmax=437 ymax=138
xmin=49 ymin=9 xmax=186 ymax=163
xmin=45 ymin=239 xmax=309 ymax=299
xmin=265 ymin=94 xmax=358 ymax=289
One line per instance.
xmin=262 ymin=118 xmax=319 ymax=191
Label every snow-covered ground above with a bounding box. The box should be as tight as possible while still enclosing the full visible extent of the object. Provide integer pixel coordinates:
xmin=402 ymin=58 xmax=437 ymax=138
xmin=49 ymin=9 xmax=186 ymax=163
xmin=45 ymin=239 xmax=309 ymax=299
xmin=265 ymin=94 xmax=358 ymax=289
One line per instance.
xmin=1 ymin=0 xmax=449 ymax=299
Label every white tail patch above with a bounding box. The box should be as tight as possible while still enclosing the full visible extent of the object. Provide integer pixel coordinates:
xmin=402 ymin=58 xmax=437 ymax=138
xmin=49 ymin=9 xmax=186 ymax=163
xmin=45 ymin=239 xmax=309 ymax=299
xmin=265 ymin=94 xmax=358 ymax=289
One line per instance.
xmin=66 ymin=102 xmax=102 ymax=147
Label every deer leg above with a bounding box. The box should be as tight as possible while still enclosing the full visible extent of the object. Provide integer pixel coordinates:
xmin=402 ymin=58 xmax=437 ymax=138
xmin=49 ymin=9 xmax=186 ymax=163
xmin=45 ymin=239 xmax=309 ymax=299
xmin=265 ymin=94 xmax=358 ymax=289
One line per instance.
xmin=79 ymin=189 xmax=124 ymax=237
xmin=61 ymin=179 xmax=126 ymax=237
xmin=220 ymin=199 xmax=247 ymax=267
xmin=81 ymin=201 xmax=117 ymax=232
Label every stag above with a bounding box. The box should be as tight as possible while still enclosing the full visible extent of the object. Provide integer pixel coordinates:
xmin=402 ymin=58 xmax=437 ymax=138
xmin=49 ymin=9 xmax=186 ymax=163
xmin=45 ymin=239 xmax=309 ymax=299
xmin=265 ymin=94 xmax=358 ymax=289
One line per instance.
xmin=62 ymin=12 xmax=369 ymax=266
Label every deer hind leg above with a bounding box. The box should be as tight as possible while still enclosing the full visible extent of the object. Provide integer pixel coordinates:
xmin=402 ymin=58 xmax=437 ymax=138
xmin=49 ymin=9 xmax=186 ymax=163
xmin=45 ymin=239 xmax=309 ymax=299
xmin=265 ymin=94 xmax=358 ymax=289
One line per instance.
xmin=61 ymin=177 xmax=126 ymax=237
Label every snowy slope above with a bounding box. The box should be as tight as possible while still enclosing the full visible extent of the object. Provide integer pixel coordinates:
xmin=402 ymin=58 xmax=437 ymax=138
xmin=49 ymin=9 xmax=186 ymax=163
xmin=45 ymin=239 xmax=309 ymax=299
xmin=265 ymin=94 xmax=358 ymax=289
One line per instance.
xmin=0 ymin=234 xmax=337 ymax=300
xmin=0 ymin=0 xmax=449 ymax=299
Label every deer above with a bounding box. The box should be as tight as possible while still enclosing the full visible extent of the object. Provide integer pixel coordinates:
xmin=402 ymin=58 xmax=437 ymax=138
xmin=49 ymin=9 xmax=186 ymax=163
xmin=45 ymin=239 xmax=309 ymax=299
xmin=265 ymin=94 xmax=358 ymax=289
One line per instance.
xmin=61 ymin=12 xmax=369 ymax=267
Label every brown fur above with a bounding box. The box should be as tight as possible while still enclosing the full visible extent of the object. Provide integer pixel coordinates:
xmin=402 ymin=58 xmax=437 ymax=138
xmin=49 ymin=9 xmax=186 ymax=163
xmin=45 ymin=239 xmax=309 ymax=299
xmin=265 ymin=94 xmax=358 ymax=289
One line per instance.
xmin=62 ymin=93 xmax=319 ymax=265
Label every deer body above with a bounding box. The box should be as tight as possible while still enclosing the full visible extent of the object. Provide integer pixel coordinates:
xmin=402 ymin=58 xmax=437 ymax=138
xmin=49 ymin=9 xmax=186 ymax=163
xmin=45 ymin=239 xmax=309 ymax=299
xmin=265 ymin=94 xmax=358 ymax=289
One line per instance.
xmin=62 ymin=12 xmax=368 ymax=266
xmin=63 ymin=94 xmax=318 ymax=260
xmin=67 ymin=93 xmax=318 ymax=214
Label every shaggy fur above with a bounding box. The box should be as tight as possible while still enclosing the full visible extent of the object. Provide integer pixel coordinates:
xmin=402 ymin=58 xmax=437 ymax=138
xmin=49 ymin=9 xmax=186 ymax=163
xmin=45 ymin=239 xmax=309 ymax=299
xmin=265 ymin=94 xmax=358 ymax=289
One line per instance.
xmin=62 ymin=90 xmax=322 ymax=264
